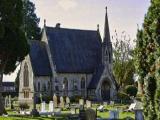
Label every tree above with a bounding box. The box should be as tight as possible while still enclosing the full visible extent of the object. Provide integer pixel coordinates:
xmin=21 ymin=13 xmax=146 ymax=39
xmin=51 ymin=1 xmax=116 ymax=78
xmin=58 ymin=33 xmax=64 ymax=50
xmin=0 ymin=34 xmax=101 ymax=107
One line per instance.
xmin=134 ymin=0 xmax=160 ymax=119
xmin=0 ymin=0 xmax=29 ymax=115
xmin=112 ymin=31 xmax=135 ymax=89
xmin=23 ymin=0 xmax=41 ymax=40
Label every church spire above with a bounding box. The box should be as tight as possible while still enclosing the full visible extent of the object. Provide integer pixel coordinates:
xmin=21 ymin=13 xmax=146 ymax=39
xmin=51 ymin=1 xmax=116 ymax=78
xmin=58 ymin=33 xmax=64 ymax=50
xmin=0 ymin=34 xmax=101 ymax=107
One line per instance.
xmin=104 ymin=6 xmax=111 ymax=45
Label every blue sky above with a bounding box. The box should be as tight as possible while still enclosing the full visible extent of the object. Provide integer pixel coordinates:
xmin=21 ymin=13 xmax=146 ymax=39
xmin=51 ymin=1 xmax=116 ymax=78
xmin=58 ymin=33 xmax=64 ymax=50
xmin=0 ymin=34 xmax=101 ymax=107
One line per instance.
xmin=4 ymin=0 xmax=150 ymax=81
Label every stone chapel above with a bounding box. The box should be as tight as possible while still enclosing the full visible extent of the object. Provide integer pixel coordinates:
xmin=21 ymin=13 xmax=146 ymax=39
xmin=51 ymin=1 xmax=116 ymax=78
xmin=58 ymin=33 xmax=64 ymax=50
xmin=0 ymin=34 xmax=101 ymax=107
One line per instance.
xmin=18 ymin=7 xmax=118 ymax=104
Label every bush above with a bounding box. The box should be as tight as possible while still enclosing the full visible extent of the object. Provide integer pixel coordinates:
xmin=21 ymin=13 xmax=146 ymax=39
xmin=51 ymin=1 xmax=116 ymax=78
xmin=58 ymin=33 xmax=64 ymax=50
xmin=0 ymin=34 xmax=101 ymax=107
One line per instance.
xmin=70 ymin=95 xmax=82 ymax=103
xmin=125 ymin=85 xmax=138 ymax=97
xmin=117 ymin=92 xmax=130 ymax=100
xmin=19 ymin=103 xmax=29 ymax=110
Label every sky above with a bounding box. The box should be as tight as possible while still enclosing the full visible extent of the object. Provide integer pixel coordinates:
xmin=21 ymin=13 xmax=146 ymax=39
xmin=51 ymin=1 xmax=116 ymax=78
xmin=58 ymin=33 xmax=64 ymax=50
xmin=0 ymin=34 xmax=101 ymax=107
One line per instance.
xmin=3 ymin=0 xmax=150 ymax=82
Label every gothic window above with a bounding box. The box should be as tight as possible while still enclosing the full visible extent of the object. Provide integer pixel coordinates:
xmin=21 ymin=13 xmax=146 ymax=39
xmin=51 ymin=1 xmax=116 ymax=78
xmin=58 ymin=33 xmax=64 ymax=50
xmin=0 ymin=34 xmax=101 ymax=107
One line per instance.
xmin=63 ymin=77 xmax=68 ymax=90
xmin=24 ymin=91 xmax=29 ymax=98
xmin=55 ymin=86 xmax=59 ymax=91
xmin=38 ymin=82 xmax=40 ymax=92
xmin=23 ymin=63 xmax=29 ymax=87
xmin=81 ymin=77 xmax=85 ymax=89
xmin=43 ymin=83 xmax=46 ymax=91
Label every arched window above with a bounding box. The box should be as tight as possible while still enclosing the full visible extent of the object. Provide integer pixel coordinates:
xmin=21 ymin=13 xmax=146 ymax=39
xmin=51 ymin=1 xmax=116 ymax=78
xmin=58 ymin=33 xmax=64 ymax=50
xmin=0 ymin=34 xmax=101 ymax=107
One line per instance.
xmin=63 ymin=77 xmax=68 ymax=90
xmin=81 ymin=77 xmax=85 ymax=89
xmin=43 ymin=83 xmax=46 ymax=91
xmin=38 ymin=82 xmax=40 ymax=92
xmin=23 ymin=63 xmax=29 ymax=87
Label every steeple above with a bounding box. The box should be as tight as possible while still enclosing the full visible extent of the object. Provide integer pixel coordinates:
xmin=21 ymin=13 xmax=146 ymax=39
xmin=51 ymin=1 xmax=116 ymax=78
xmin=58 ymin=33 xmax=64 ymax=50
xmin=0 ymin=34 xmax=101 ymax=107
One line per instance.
xmin=103 ymin=7 xmax=113 ymax=69
xmin=103 ymin=6 xmax=111 ymax=45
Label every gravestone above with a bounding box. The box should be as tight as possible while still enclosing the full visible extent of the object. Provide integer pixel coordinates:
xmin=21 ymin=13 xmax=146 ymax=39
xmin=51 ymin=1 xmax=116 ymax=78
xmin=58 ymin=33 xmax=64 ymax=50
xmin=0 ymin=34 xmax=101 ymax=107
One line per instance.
xmin=86 ymin=100 xmax=92 ymax=108
xmin=135 ymin=110 xmax=144 ymax=120
xmin=9 ymin=95 xmax=11 ymax=108
xmin=109 ymin=110 xmax=119 ymax=119
xmin=70 ymin=107 xmax=76 ymax=114
xmin=49 ymin=101 xmax=54 ymax=112
xmin=60 ymin=96 xmax=65 ymax=108
xmin=5 ymin=96 xmax=8 ymax=108
xmin=65 ymin=97 xmax=70 ymax=108
xmin=79 ymin=99 xmax=84 ymax=106
xmin=66 ymin=97 xmax=70 ymax=105
xmin=53 ymin=94 xmax=58 ymax=108
xmin=85 ymin=109 xmax=96 ymax=120
xmin=79 ymin=99 xmax=84 ymax=110
xmin=41 ymin=102 xmax=46 ymax=112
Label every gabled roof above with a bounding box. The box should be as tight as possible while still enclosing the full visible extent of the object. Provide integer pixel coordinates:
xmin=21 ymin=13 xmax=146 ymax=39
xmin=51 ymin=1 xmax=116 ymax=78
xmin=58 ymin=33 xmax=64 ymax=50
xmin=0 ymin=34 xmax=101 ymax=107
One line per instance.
xmin=45 ymin=26 xmax=102 ymax=73
xmin=29 ymin=40 xmax=52 ymax=76
xmin=88 ymin=65 xmax=104 ymax=89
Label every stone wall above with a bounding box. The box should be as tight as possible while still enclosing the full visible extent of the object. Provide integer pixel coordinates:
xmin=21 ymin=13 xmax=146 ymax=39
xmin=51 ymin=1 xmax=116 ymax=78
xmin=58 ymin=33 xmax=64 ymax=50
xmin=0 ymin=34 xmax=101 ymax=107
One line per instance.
xmin=18 ymin=55 xmax=34 ymax=104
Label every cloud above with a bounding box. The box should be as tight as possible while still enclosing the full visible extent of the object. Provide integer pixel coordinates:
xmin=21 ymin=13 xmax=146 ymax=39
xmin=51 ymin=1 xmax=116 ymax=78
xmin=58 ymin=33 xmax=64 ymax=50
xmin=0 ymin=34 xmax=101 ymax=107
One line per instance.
xmin=57 ymin=0 xmax=77 ymax=11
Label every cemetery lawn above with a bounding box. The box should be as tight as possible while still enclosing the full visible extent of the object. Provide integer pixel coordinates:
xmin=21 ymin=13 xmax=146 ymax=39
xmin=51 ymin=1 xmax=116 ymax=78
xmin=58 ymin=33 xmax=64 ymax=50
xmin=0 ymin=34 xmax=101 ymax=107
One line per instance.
xmin=0 ymin=104 xmax=135 ymax=120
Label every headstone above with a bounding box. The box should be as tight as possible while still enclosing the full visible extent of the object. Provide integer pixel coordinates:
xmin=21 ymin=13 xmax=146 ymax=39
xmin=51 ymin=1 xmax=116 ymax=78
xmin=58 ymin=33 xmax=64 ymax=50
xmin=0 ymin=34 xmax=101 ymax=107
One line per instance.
xmin=86 ymin=100 xmax=92 ymax=108
xmin=41 ymin=102 xmax=46 ymax=112
xmin=97 ymin=105 xmax=104 ymax=112
xmin=70 ymin=107 xmax=76 ymax=114
xmin=135 ymin=110 xmax=144 ymax=120
xmin=49 ymin=101 xmax=54 ymax=112
xmin=79 ymin=99 xmax=84 ymax=106
xmin=60 ymin=96 xmax=64 ymax=108
xmin=110 ymin=101 xmax=114 ymax=105
xmin=66 ymin=97 xmax=70 ymax=105
xmin=53 ymin=94 xmax=58 ymax=108
xmin=85 ymin=109 xmax=96 ymax=120
xmin=5 ymin=96 xmax=8 ymax=108
xmin=128 ymin=101 xmax=143 ymax=111
xmin=109 ymin=110 xmax=119 ymax=119
xmin=9 ymin=95 xmax=11 ymax=108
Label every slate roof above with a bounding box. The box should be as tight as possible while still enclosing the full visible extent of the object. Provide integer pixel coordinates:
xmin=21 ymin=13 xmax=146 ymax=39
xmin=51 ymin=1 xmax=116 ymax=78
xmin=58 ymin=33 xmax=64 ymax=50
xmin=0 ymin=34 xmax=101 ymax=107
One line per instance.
xmin=88 ymin=65 xmax=104 ymax=89
xmin=2 ymin=82 xmax=15 ymax=87
xmin=29 ymin=40 xmax=52 ymax=76
xmin=45 ymin=26 xmax=102 ymax=73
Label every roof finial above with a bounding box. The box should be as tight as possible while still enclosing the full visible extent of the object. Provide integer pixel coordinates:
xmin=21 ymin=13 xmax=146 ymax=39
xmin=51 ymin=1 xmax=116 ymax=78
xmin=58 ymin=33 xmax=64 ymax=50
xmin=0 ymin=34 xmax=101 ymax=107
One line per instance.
xmin=44 ymin=19 xmax=46 ymax=27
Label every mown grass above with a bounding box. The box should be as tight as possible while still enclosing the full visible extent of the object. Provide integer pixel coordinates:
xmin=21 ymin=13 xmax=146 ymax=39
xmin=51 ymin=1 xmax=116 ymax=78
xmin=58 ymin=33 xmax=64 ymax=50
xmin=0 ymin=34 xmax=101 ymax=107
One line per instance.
xmin=0 ymin=104 xmax=135 ymax=120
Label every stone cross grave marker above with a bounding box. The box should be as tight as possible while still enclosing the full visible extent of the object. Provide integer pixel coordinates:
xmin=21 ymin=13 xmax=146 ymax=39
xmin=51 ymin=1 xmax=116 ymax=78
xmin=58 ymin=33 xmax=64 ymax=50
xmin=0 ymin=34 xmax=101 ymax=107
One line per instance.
xmin=41 ymin=101 xmax=46 ymax=112
xmin=60 ymin=96 xmax=65 ymax=108
xmin=53 ymin=94 xmax=58 ymax=108
xmin=49 ymin=101 xmax=54 ymax=112
xmin=86 ymin=100 xmax=92 ymax=108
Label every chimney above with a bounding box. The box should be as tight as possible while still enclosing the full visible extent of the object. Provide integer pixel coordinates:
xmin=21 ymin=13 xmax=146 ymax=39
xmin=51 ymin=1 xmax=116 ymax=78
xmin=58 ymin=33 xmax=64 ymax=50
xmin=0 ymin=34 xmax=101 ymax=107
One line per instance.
xmin=55 ymin=23 xmax=61 ymax=28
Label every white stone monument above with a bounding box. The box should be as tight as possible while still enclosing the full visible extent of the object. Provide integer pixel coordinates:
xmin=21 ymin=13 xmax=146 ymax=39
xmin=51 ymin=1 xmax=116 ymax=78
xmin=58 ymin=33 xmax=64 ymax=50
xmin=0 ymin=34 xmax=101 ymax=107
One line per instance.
xmin=86 ymin=100 xmax=92 ymax=108
xmin=41 ymin=102 xmax=46 ymax=112
xmin=49 ymin=101 xmax=54 ymax=112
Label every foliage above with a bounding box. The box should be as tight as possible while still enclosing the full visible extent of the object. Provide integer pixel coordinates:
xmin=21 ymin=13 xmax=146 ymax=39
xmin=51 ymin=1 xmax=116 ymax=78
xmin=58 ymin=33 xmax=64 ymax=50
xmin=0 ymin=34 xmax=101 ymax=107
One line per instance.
xmin=134 ymin=0 xmax=160 ymax=119
xmin=19 ymin=103 xmax=29 ymax=110
xmin=117 ymin=92 xmax=130 ymax=101
xmin=124 ymin=85 xmax=137 ymax=97
xmin=0 ymin=0 xmax=29 ymax=114
xmin=23 ymin=0 xmax=41 ymax=40
xmin=112 ymin=31 xmax=135 ymax=88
